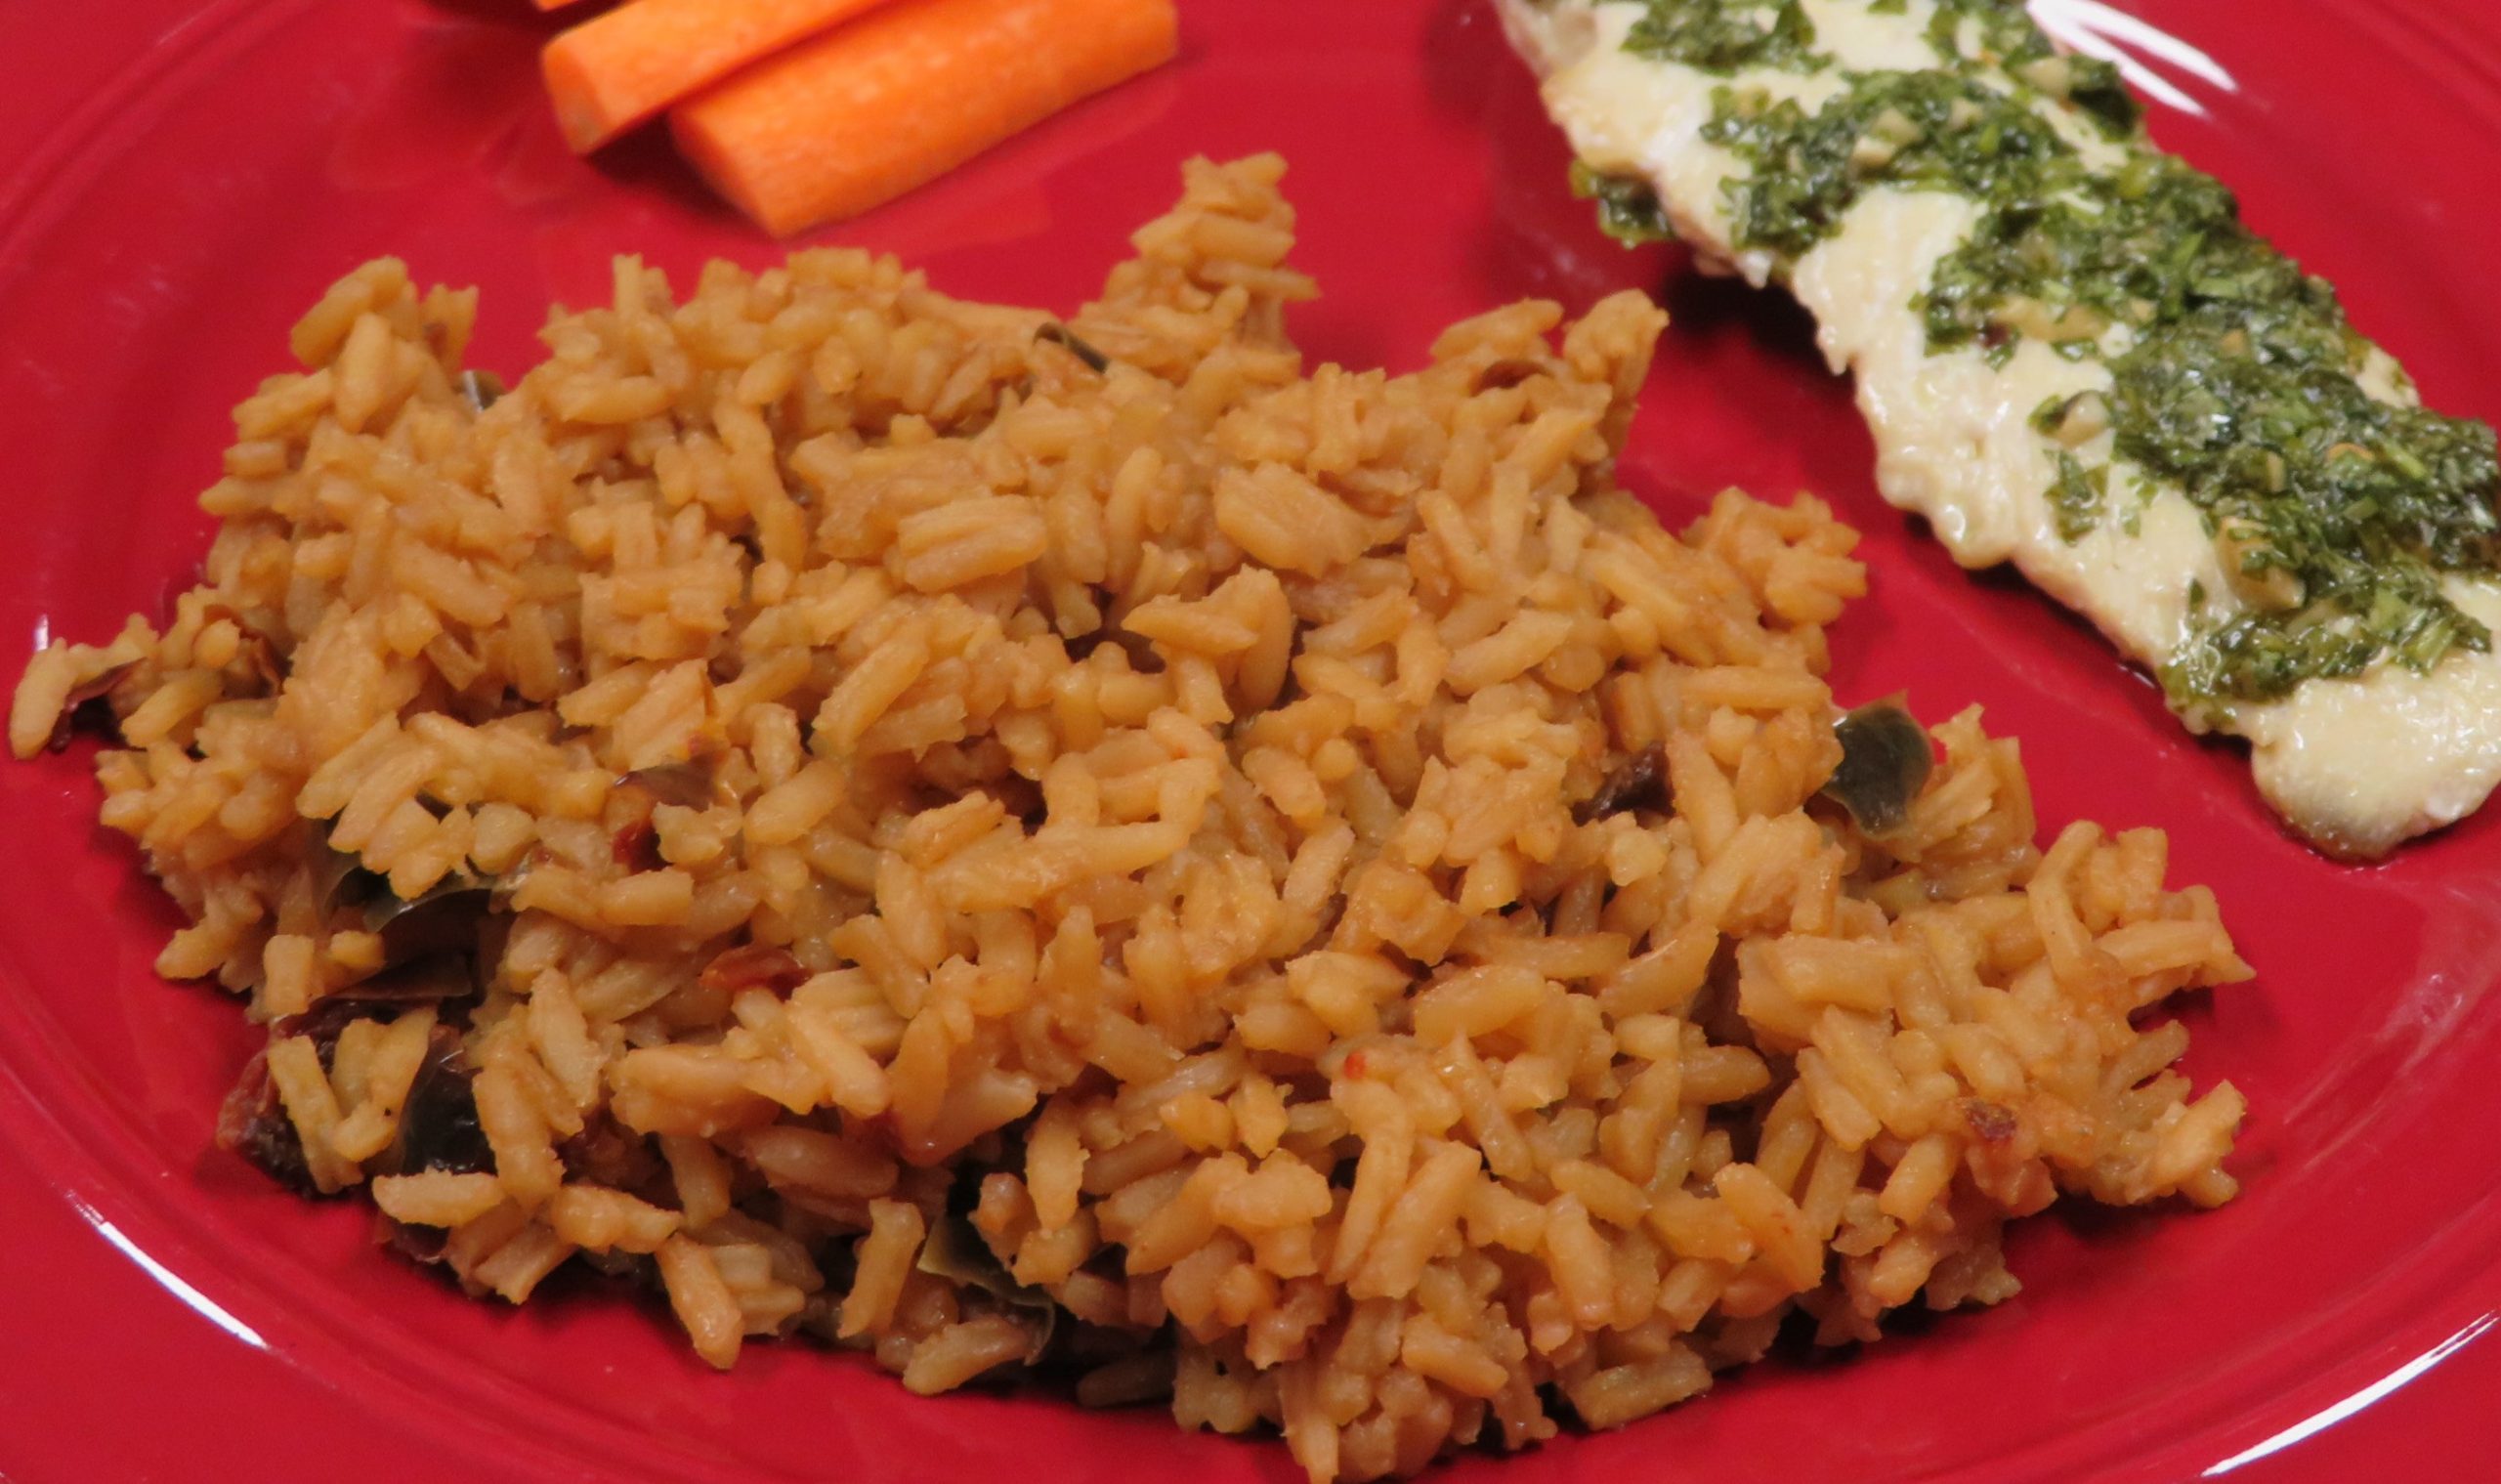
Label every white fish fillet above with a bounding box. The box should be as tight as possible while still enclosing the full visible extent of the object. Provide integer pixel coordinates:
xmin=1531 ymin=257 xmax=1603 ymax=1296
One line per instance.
xmin=1499 ymin=0 xmax=2501 ymax=857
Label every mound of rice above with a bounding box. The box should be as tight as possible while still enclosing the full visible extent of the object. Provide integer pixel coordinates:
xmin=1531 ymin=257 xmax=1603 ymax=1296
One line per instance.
xmin=10 ymin=155 xmax=2249 ymax=1480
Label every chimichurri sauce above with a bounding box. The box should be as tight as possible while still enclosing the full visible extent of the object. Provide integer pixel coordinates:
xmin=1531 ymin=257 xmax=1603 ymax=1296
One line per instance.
xmin=1597 ymin=0 xmax=2501 ymax=709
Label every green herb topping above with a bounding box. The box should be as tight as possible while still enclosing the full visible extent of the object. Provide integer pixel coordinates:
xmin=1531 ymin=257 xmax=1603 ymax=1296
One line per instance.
xmin=1611 ymin=0 xmax=2500 ymax=708
xmin=1704 ymin=70 xmax=2068 ymax=262
xmin=1570 ymin=160 xmax=1679 ymax=245
xmin=1621 ymin=0 xmax=1820 ymax=74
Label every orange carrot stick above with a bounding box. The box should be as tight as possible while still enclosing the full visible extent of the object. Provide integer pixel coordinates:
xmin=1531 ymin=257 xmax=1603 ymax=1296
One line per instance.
xmin=543 ymin=0 xmax=904 ymax=153
xmin=669 ymin=0 xmax=1179 ymax=237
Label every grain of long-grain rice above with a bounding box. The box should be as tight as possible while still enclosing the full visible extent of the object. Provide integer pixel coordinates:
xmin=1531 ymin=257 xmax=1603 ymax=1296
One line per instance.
xmin=10 ymin=154 xmax=2254 ymax=1483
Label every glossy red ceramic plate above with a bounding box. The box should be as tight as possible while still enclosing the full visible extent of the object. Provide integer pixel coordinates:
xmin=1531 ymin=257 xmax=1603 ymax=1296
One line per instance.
xmin=5 ymin=2 xmax=2500 ymax=1480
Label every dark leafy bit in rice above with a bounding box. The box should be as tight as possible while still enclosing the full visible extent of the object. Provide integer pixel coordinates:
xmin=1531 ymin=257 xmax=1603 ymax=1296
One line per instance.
xmin=1573 ymin=741 xmax=1670 ymax=823
xmin=1035 ymin=320 xmax=1112 ymax=373
xmin=1819 ymin=699 xmax=1934 ymax=835
xmin=216 ymin=1049 xmax=328 ymax=1199
xmin=392 ymin=1030 xmax=491 ymax=1179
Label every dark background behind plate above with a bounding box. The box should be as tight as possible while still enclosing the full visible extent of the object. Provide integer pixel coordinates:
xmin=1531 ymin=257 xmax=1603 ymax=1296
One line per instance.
xmin=1 ymin=0 xmax=2498 ymax=1479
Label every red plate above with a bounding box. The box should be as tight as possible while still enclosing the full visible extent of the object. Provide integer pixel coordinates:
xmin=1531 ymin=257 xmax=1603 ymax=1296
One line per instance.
xmin=3 ymin=1 xmax=2498 ymax=1479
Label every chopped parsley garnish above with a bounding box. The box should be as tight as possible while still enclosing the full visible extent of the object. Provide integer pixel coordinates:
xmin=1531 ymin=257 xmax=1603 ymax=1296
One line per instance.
xmin=1569 ymin=161 xmax=1678 ymax=245
xmin=1924 ymin=0 xmax=2137 ymax=135
xmin=1703 ymin=70 xmax=2068 ymax=263
xmin=1621 ymin=0 xmax=1819 ymax=74
xmin=2046 ymin=451 xmax=2108 ymax=542
xmin=1925 ymin=0 xmax=2049 ymax=67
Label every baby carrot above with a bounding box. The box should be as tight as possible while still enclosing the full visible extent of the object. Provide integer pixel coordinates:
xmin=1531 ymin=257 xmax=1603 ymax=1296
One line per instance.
xmin=669 ymin=0 xmax=1180 ymax=237
xmin=542 ymin=0 xmax=904 ymax=153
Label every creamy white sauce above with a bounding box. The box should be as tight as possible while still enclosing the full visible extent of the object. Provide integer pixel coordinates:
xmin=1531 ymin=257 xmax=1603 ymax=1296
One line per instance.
xmin=1499 ymin=0 xmax=2501 ymax=855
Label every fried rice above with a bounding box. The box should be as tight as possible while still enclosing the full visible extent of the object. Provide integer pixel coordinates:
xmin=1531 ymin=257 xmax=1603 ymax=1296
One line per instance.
xmin=8 ymin=154 xmax=2250 ymax=1481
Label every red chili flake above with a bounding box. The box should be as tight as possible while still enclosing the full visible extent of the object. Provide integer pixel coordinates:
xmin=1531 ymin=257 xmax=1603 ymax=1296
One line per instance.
xmin=611 ymin=819 xmax=664 ymax=873
xmin=698 ymin=943 xmax=809 ymax=998
xmin=1964 ymin=1099 xmax=2019 ymax=1144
